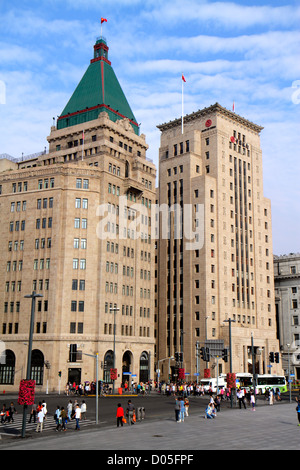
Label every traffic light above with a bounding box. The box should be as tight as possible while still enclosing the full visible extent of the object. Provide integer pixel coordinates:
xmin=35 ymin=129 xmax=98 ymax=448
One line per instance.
xmin=179 ymin=352 xmax=184 ymax=363
xmin=205 ymin=347 xmax=210 ymax=362
xmin=174 ymin=352 xmax=179 ymax=362
xmin=222 ymin=348 xmax=228 ymax=363
xmin=269 ymin=352 xmax=274 ymax=363
xmin=200 ymin=347 xmax=205 ymax=361
xmin=275 ymin=352 xmax=280 ymax=364
xmin=200 ymin=347 xmax=210 ymax=362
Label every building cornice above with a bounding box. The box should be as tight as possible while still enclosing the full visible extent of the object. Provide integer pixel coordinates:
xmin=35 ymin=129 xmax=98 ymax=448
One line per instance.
xmin=157 ymin=102 xmax=264 ymax=134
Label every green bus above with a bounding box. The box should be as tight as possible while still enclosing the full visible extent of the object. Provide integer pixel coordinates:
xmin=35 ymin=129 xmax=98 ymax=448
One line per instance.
xmin=256 ymin=374 xmax=287 ymax=394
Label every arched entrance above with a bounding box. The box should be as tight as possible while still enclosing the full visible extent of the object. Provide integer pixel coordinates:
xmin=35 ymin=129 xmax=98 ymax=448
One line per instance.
xmin=139 ymin=351 xmax=149 ymax=383
xmin=31 ymin=350 xmax=44 ymax=385
xmin=122 ymin=350 xmax=132 ymax=385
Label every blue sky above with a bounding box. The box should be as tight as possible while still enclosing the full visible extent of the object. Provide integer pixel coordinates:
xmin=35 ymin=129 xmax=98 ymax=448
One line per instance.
xmin=0 ymin=0 xmax=299 ymax=255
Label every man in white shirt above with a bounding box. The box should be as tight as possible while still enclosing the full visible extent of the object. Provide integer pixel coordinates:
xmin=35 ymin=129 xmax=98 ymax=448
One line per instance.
xmin=36 ymin=409 xmax=44 ymax=432
xmin=75 ymin=404 xmax=81 ymax=430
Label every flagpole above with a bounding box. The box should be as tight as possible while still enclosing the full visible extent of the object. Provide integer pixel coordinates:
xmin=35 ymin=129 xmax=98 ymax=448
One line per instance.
xmin=181 ymin=75 xmax=184 ymax=134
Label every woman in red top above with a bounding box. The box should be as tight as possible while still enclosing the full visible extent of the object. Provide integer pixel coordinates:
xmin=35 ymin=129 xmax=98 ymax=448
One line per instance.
xmin=116 ymin=403 xmax=124 ymax=427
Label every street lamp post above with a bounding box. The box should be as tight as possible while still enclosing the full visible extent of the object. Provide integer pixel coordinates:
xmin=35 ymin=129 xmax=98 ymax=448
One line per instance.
xmin=224 ymin=318 xmax=236 ymax=409
xmin=251 ymin=333 xmax=257 ymax=406
xmin=22 ymin=291 xmax=43 ymax=438
xmin=110 ymin=307 xmax=119 ymax=394
xmin=287 ymin=343 xmax=292 ymax=403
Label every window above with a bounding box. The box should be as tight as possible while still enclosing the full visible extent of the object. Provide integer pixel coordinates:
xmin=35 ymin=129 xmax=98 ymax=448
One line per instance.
xmin=73 ymin=258 xmax=79 ymax=269
xmin=80 ymin=259 xmax=86 ymax=270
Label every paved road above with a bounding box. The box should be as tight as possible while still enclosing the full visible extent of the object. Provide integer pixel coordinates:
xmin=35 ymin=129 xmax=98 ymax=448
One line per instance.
xmin=0 ymin=399 xmax=299 ymax=452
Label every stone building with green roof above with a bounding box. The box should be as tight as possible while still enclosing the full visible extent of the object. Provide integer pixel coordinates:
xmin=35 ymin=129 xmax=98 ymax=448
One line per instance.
xmin=0 ymin=36 xmax=156 ymax=393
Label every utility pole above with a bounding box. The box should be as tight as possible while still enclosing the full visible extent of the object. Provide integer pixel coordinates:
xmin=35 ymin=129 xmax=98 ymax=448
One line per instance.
xmin=22 ymin=292 xmax=43 ymax=438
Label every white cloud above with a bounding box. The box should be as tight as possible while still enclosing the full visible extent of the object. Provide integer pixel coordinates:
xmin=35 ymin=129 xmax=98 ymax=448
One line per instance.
xmin=142 ymin=0 xmax=300 ymax=29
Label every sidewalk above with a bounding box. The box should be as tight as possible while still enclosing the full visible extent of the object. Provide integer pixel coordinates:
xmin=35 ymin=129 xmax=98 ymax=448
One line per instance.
xmin=1 ymin=402 xmax=298 ymax=450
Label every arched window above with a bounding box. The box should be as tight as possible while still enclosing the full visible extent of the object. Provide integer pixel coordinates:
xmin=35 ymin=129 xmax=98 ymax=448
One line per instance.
xmin=103 ymin=350 xmax=114 ymax=383
xmin=31 ymin=350 xmax=44 ymax=385
xmin=125 ymin=161 xmax=129 ymax=178
xmin=0 ymin=350 xmax=15 ymax=385
xmin=139 ymin=351 xmax=149 ymax=383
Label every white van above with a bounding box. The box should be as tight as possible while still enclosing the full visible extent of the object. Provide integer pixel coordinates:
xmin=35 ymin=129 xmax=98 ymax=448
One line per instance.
xmin=200 ymin=376 xmax=226 ymax=393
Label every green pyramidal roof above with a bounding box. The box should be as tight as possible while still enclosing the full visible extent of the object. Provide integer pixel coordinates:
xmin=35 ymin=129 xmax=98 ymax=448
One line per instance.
xmin=57 ymin=38 xmax=139 ymax=135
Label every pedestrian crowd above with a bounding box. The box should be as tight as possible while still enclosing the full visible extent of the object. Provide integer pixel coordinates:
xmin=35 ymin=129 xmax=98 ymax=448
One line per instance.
xmin=25 ymin=398 xmax=88 ymax=433
xmin=0 ymin=402 xmax=17 ymax=424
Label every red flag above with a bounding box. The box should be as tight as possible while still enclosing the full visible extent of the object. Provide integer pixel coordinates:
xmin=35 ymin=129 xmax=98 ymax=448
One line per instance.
xmin=82 ymin=130 xmax=85 ymax=140
xmin=232 ymin=101 xmax=235 ymax=112
xmin=101 ymin=18 xmax=107 ymax=24
xmin=182 ymin=74 xmax=186 ymax=82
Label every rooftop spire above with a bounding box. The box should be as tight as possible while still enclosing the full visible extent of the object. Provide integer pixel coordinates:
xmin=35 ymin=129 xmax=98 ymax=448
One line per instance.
xmin=57 ymin=37 xmax=139 ymax=135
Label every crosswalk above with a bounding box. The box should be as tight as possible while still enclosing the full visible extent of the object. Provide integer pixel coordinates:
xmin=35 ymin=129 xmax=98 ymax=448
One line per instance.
xmin=0 ymin=414 xmax=97 ymax=435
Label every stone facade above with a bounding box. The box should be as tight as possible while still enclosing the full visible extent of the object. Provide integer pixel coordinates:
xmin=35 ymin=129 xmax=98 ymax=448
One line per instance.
xmin=0 ymin=112 xmax=156 ymax=392
xmin=155 ymin=103 xmax=283 ymax=381
xmin=274 ymin=253 xmax=300 ymax=379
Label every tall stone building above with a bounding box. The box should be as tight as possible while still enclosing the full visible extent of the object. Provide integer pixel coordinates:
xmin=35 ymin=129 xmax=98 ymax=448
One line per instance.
xmin=155 ymin=103 xmax=282 ymax=380
xmin=0 ymin=37 xmax=156 ymax=392
xmin=274 ymin=253 xmax=300 ymax=379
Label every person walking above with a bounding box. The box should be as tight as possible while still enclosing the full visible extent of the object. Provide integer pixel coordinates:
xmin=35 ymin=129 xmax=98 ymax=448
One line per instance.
xmin=250 ymin=390 xmax=256 ymax=411
xmin=179 ymin=397 xmax=185 ymax=422
xmin=237 ymin=388 xmax=247 ymax=409
xmin=81 ymin=400 xmax=87 ymax=420
xmin=7 ymin=402 xmax=17 ymax=423
xmin=36 ymin=407 xmax=44 ymax=433
xmin=116 ymin=403 xmax=124 ymax=427
xmin=184 ymin=397 xmax=189 ymax=417
xmin=74 ymin=404 xmax=81 ymax=430
xmin=28 ymin=403 xmax=37 ymax=423
xmin=126 ymin=400 xmax=134 ymax=425
xmin=296 ymin=398 xmax=300 ymax=426
xmin=41 ymin=400 xmax=48 ymax=420
xmin=0 ymin=404 xmax=6 ymax=424
xmin=55 ymin=406 xmax=61 ymax=431
xmin=60 ymin=406 xmax=68 ymax=431
xmin=67 ymin=400 xmax=73 ymax=421
xmin=174 ymin=397 xmax=180 ymax=422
